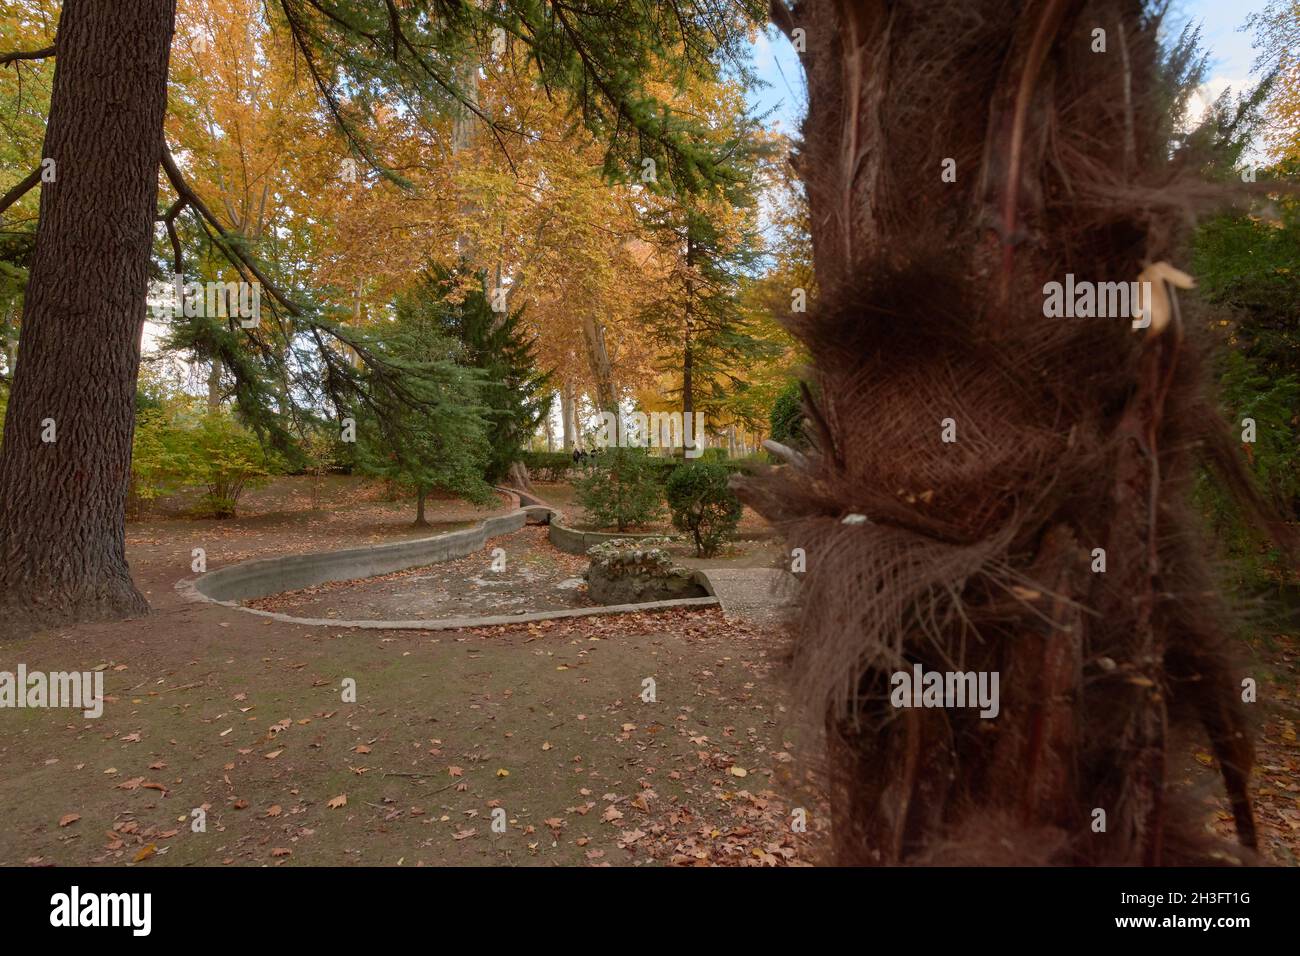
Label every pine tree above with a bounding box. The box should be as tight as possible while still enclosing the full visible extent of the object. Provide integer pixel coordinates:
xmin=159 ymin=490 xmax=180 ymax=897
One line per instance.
xmin=352 ymin=306 xmax=493 ymax=526
xmin=399 ymin=265 xmax=550 ymax=484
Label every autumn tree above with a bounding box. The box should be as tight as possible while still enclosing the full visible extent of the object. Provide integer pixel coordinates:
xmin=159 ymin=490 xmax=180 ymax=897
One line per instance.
xmin=0 ymin=0 xmax=765 ymax=630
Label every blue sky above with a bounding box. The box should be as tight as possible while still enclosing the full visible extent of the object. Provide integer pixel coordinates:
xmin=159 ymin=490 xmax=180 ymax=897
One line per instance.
xmin=747 ymin=0 xmax=1272 ymax=136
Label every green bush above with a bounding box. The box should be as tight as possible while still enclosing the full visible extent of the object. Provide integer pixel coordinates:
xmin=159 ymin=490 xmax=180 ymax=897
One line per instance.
xmin=128 ymin=406 xmax=187 ymax=517
xmin=665 ymin=462 xmax=743 ymax=557
xmin=180 ymin=411 xmax=282 ymax=518
xmin=522 ymin=450 xmax=575 ymax=482
xmin=769 ymin=380 xmax=807 ymax=449
xmin=575 ymin=447 xmax=666 ymax=532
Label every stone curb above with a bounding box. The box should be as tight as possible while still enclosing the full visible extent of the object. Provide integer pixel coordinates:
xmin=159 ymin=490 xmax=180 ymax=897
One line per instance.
xmin=176 ymin=487 xmax=721 ymax=630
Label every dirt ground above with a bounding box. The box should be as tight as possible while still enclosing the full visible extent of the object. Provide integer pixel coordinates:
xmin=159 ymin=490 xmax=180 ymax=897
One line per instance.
xmin=0 ymin=477 xmax=828 ymax=866
xmin=0 ymin=476 xmax=1295 ymax=866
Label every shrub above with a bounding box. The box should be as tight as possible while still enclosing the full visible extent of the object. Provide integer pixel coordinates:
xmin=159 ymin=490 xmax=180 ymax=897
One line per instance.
xmin=128 ymin=406 xmax=186 ymax=518
xmin=521 ymin=450 xmax=574 ymax=483
xmin=575 ymin=447 xmax=666 ymax=532
xmin=179 ymin=412 xmax=281 ymax=518
xmin=665 ymin=462 xmax=743 ymax=557
xmin=769 ymin=380 xmax=807 ymax=450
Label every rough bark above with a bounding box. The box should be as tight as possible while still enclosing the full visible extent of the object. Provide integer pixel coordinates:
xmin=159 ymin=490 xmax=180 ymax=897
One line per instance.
xmin=741 ymin=0 xmax=1268 ymax=865
xmin=0 ymin=0 xmax=176 ymax=633
xmin=414 ymin=485 xmax=428 ymax=526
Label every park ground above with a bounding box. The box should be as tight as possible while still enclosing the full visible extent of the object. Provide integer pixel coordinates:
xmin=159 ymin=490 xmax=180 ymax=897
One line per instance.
xmin=0 ymin=475 xmax=1296 ymax=866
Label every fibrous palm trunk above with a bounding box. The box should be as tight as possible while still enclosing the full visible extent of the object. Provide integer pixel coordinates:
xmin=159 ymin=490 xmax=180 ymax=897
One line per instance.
xmin=745 ymin=0 xmax=1281 ymax=865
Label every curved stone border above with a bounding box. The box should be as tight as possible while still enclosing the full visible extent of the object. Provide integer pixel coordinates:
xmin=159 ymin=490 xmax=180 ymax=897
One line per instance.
xmin=511 ymin=488 xmax=684 ymax=556
xmin=176 ymin=487 xmax=720 ymax=630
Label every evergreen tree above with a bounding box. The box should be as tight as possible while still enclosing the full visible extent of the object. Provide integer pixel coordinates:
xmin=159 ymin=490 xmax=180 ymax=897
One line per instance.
xmin=400 ymin=265 xmax=551 ymax=484
xmin=352 ymin=305 xmax=494 ymax=526
xmin=638 ymin=107 xmax=775 ymax=422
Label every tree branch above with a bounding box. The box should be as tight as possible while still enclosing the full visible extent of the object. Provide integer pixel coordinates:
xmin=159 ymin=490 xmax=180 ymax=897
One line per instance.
xmin=769 ymin=1 xmax=796 ymax=42
xmin=0 ymin=45 xmax=55 ymax=67
xmin=160 ymin=143 xmax=305 ymax=317
xmin=0 ymin=166 xmax=42 ymax=219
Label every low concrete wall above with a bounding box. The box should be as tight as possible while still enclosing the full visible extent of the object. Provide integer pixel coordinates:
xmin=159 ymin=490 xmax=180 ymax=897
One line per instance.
xmin=179 ymin=488 xmax=721 ymax=629
xmin=547 ymin=520 xmax=675 ymax=556
xmin=193 ymin=508 xmax=526 ymax=603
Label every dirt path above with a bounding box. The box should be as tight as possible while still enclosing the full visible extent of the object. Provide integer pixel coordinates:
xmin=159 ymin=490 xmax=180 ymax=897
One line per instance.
xmin=0 ymin=479 xmax=828 ymax=866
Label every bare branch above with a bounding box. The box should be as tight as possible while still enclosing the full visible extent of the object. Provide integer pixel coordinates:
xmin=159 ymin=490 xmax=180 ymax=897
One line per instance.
xmin=0 ymin=166 xmax=42 ymax=219
xmin=0 ymin=45 xmax=55 ymax=67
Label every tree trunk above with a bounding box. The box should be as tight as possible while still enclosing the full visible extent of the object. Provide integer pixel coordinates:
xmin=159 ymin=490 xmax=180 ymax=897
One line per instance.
xmin=682 ymin=237 xmax=695 ymax=415
xmin=560 ymin=383 xmax=575 ymax=450
xmin=206 ymin=358 xmax=221 ymax=410
xmin=0 ymin=0 xmax=176 ymax=633
xmin=414 ymin=485 xmax=428 ymax=527
xmin=741 ymin=0 xmax=1264 ymax=866
xmin=580 ymin=312 xmax=617 ymax=412
xmin=681 ymin=337 xmax=693 ymax=418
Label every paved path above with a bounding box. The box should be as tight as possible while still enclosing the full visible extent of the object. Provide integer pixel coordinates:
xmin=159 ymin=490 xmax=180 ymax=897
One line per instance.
xmin=699 ymin=567 xmax=799 ymax=625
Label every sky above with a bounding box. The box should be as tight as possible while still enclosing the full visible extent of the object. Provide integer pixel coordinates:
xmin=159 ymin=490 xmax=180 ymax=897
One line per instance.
xmin=747 ymin=0 xmax=1274 ymax=137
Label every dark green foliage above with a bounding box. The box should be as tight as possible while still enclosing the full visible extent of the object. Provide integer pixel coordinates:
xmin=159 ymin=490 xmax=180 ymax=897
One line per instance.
xmin=521 ymin=450 xmax=574 ymax=482
xmin=351 ymin=303 xmax=495 ymax=517
xmin=399 ymin=265 xmax=550 ymax=483
xmin=1192 ymin=159 xmax=1300 ymax=586
xmin=665 ymin=461 xmax=742 ymax=557
xmin=769 ymin=380 xmax=807 ymax=449
xmin=575 ymin=447 xmax=665 ymax=532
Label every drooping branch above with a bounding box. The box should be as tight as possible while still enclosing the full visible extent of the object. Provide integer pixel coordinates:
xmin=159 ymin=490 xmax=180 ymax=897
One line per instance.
xmin=157 ymin=198 xmax=188 ymax=275
xmin=160 ymin=144 xmax=305 ymax=318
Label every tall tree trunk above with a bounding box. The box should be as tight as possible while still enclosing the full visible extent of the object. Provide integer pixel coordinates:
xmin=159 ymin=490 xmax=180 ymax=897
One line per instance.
xmin=414 ymin=485 xmax=428 ymax=527
xmin=580 ymin=312 xmax=617 ymax=412
xmin=0 ymin=0 xmax=176 ymax=632
xmin=682 ymin=237 xmax=695 ymax=415
xmin=206 ymin=358 xmax=221 ymax=410
xmin=452 ymin=59 xmax=479 ymax=262
xmin=681 ymin=336 xmax=693 ymax=418
xmin=560 ymin=384 xmax=575 ymax=449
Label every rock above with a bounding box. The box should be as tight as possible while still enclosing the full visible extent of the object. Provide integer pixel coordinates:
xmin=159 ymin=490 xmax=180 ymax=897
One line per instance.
xmin=584 ymin=538 xmax=706 ymax=605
